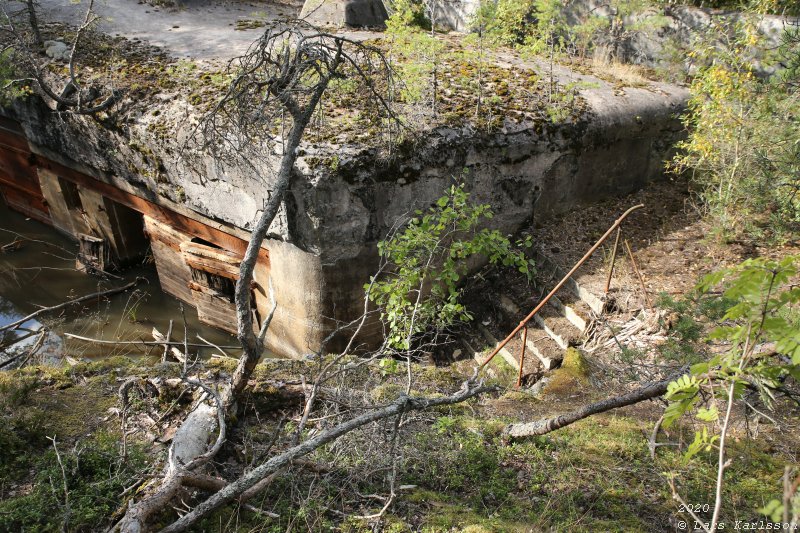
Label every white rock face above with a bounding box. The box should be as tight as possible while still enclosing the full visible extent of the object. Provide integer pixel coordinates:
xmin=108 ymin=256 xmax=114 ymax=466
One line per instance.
xmin=44 ymin=40 xmax=69 ymax=61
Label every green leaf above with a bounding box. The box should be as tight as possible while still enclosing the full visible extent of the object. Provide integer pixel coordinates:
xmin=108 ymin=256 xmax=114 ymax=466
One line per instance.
xmin=759 ymin=500 xmax=784 ymax=522
xmin=696 ymin=406 xmax=719 ymax=422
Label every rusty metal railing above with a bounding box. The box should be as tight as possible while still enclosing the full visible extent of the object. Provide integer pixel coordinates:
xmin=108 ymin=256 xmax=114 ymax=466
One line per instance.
xmin=479 ymin=204 xmax=645 ymax=382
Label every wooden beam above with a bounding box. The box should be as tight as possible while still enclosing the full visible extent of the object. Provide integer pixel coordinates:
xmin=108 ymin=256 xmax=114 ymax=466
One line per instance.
xmin=36 ymin=156 xmax=269 ymax=262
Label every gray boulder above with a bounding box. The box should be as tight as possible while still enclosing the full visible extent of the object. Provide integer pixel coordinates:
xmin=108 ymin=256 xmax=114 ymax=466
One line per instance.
xmin=300 ymin=0 xmax=388 ymax=28
xmin=44 ymin=40 xmax=69 ymax=61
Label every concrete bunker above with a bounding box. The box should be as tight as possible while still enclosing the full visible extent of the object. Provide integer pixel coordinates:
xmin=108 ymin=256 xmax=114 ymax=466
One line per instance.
xmin=0 ymin=5 xmax=693 ymax=359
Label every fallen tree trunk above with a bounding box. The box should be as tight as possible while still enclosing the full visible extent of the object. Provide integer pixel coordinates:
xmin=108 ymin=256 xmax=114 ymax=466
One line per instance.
xmin=160 ymin=380 xmax=494 ymax=533
xmin=0 ymin=278 xmax=143 ymax=334
xmin=118 ymin=380 xmax=227 ymax=533
xmin=503 ymin=371 xmax=683 ymax=439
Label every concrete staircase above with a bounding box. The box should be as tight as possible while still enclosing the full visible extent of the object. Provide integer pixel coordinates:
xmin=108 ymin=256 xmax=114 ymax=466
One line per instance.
xmin=479 ymin=251 xmax=604 ymax=381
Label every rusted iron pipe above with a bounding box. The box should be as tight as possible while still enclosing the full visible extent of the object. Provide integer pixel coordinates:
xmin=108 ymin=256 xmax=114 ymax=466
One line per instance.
xmin=604 ymin=228 xmax=621 ymax=294
xmin=480 ymin=204 xmax=644 ymax=370
xmin=624 ymin=238 xmax=651 ymax=308
xmin=516 ymin=326 xmax=528 ymax=388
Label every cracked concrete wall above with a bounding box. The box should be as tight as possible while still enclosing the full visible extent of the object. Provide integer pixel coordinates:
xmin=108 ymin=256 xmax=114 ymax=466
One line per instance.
xmin=281 ymin=82 xmax=688 ymax=349
xmin=0 ymin=70 xmax=687 ymax=356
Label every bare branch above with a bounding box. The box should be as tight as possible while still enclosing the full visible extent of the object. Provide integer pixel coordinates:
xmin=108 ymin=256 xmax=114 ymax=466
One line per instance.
xmin=504 ymin=369 xmax=686 ymax=439
xmin=0 ymin=278 xmax=144 ymax=334
xmin=161 ymin=378 xmax=495 ymax=533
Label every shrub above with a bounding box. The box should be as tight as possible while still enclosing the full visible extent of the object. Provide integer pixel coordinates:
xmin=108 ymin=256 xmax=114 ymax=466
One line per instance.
xmin=368 ymin=183 xmax=534 ymax=351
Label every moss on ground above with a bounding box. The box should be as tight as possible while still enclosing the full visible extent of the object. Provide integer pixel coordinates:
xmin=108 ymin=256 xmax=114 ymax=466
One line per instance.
xmin=384 ymin=415 xmax=790 ymax=532
xmin=0 ymin=360 xmax=153 ymax=532
xmin=0 ymin=354 xmax=794 ymax=532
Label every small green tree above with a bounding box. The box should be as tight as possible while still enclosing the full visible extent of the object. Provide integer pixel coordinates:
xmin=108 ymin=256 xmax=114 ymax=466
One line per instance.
xmin=385 ymin=0 xmax=444 ymax=109
xmin=368 ymin=183 xmax=534 ymax=351
xmin=663 ymin=254 xmax=800 ymax=530
xmin=670 ymin=12 xmax=800 ymax=241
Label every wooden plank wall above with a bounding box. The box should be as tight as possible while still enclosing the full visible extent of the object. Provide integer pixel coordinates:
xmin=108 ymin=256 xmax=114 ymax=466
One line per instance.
xmin=144 ymin=216 xmax=195 ymax=305
xmin=1 ymin=119 xmax=271 ymax=337
xmin=182 ymin=240 xmax=242 ymax=335
xmin=0 ymin=118 xmax=50 ymax=223
xmin=146 ymin=216 xmax=251 ymax=334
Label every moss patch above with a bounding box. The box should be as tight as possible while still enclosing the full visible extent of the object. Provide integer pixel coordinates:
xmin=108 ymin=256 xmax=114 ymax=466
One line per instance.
xmin=541 ymin=347 xmax=589 ymax=396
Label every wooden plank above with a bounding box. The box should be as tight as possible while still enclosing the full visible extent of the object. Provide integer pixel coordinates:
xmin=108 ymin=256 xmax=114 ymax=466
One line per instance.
xmin=0 ymin=118 xmax=31 ymax=152
xmin=180 ymin=241 xmax=242 ymax=264
xmin=0 ymin=186 xmax=51 ymax=224
xmin=144 ymin=216 xmax=187 ymax=251
xmin=149 ymin=238 xmax=193 ymax=304
xmin=0 ymin=142 xmax=49 ymax=223
xmin=37 ymin=169 xmax=75 ymax=235
xmin=184 ymin=258 xmax=240 ymax=280
xmin=36 ymin=156 xmax=269 ymax=262
xmin=190 ymin=289 xmax=237 ymax=334
xmin=181 ymin=241 xmax=242 ymax=280
xmin=76 ymin=233 xmax=107 ymax=273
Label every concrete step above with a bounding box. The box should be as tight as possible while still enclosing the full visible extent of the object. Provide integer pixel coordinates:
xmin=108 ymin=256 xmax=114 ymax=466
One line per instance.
xmin=472 ymin=247 xmax=605 ymax=383
xmin=549 ymin=293 xmax=591 ymax=333
xmin=533 ymin=250 xmax=604 ymax=315
xmin=477 ymin=324 xmax=520 ymax=370
xmin=531 ymin=304 xmax=581 ymax=350
xmin=523 ymin=326 xmax=563 ymax=370
xmin=494 ymin=283 xmax=586 ymax=369
xmin=476 ymin=322 xmax=561 ymax=378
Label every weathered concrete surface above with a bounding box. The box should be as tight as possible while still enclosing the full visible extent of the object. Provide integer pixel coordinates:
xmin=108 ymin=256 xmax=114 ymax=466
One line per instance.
xmin=0 ymin=3 xmax=689 ymax=357
xmin=428 ymin=0 xmax=479 ymax=32
xmin=36 ymin=0 xmax=300 ymax=60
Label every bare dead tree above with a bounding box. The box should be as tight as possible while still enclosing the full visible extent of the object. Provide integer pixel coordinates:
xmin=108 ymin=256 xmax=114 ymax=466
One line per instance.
xmin=161 ymin=375 xmax=493 ymax=532
xmin=0 ymin=0 xmax=121 ymax=114
xmin=191 ymin=20 xmax=396 ymax=411
xmin=113 ymin=21 xmax=407 ymax=532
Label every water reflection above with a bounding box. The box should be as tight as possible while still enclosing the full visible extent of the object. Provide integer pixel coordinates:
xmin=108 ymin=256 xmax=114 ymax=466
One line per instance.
xmin=0 ymin=202 xmax=241 ymax=364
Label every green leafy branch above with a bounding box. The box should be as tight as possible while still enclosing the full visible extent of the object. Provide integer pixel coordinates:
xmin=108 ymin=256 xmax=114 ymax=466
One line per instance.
xmin=367 ymin=183 xmax=534 ymax=351
xmin=664 ymin=255 xmax=800 ymax=531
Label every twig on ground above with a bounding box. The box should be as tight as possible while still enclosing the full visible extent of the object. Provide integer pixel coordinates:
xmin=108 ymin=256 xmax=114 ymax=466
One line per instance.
xmin=0 ymin=278 xmax=143 ymax=334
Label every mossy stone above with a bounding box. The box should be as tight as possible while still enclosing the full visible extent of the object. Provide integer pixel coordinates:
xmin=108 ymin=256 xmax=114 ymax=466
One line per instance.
xmin=541 ymin=347 xmax=590 ymax=396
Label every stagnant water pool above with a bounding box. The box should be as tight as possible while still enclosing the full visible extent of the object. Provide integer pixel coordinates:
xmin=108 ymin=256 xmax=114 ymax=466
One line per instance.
xmin=0 ymin=202 xmax=243 ymax=364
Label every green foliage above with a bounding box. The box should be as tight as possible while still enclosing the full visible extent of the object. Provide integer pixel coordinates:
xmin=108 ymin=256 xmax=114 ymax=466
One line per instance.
xmin=779 ymin=25 xmax=800 ymax=92
xmin=670 ymin=15 xmax=800 ymax=241
xmin=368 ymin=183 xmax=534 ymax=350
xmin=475 ymin=0 xmax=570 ymax=53
xmin=0 ymin=432 xmax=149 ymax=532
xmin=385 ymin=0 xmax=443 ymax=104
xmin=401 ymin=415 xmax=784 ymax=531
xmin=386 ymin=0 xmax=429 ymax=32
xmin=0 ymin=49 xmax=33 ymax=105
xmin=662 ymin=255 xmax=800 ymax=517
xmin=0 ymin=376 xmax=48 ymax=477
xmin=474 ymin=0 xmax=535 ymax=46
xmin=521 ymin=0 xmax=569 ymax=57
xmin=472 ymin=0 xmax=668 ymax=63
xmin=407 ymin=417 xmax=514 ymax=506
xmin=649 ymin=291 xmax=727 ymax=366
xmin=675 ymin=0 xmax=799 ymax=16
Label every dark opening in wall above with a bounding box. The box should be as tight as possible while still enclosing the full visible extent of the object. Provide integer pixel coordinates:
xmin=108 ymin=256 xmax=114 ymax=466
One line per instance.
xmin=191 ymin=236 xmax=221 ymax=249
xmin=189 ymin=266 xmax=236 ymax=303
xmin=58 ymin=176 xmax=83 ymax=212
